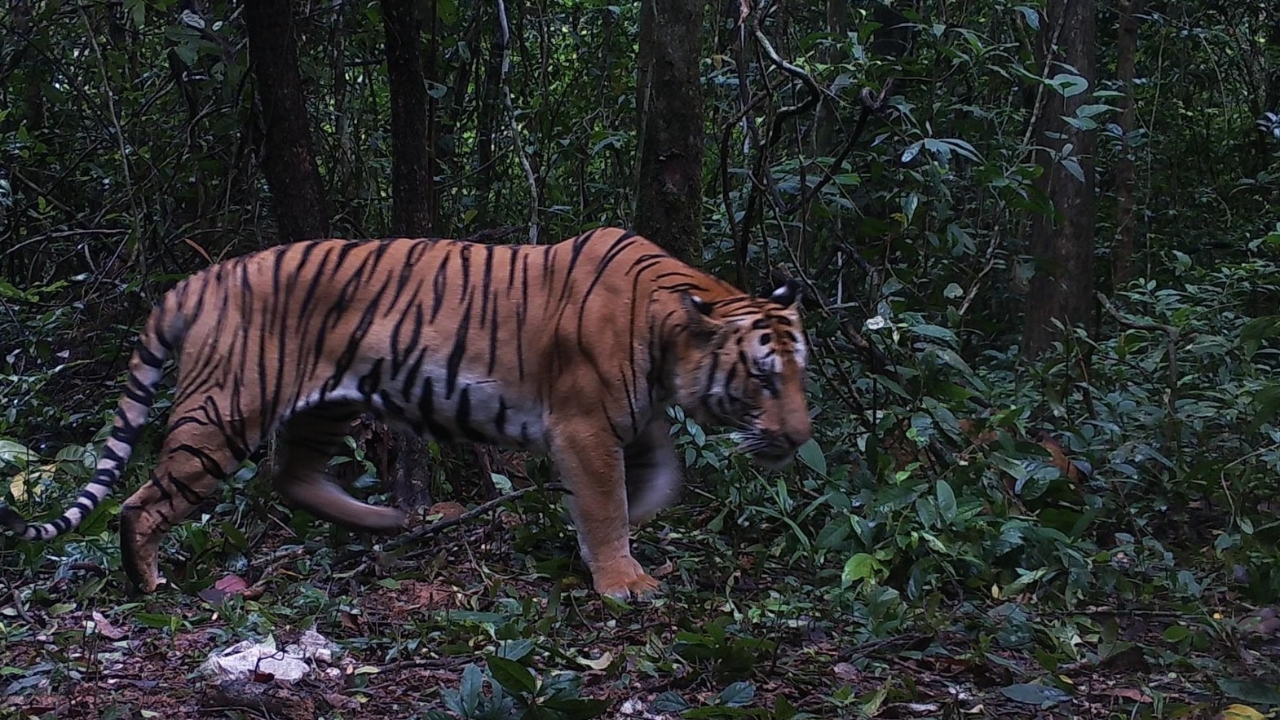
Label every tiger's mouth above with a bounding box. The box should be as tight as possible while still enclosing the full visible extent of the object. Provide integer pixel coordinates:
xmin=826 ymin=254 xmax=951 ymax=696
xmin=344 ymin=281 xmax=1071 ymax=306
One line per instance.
xmin=751 ymin=448 xmax=796 ymax=470
xmin=736 ymin=433 xmax=797 ymax=470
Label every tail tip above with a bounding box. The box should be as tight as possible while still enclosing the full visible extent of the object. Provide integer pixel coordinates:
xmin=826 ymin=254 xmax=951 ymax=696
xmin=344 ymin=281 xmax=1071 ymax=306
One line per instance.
xmin=0 ymin=506 xmax=29 ymax=535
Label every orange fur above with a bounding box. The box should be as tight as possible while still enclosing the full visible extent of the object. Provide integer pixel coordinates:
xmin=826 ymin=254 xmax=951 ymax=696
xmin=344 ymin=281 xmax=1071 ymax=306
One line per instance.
xmin=1 ymin=228 xmax=812 ymax=599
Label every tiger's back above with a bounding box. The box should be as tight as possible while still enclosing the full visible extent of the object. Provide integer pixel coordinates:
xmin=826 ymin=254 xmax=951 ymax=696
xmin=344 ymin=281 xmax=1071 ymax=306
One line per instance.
xmin=1 ymin=227 xmax=812 ymax=600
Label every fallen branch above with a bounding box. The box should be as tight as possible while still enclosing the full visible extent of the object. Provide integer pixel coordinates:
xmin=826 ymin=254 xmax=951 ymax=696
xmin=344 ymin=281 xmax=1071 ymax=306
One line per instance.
xmin=383 ymin=482 xmax=567 ymax=553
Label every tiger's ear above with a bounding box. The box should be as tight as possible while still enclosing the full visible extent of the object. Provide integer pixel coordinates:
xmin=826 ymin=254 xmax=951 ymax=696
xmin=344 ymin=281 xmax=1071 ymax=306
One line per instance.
xmin=681 ymin=293 xmax=720 ymax=337
xmin=768 ymin=278 xmax=803 ymax=308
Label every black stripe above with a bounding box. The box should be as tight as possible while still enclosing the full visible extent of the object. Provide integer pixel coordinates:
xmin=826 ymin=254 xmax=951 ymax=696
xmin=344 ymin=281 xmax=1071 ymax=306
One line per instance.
xmin=137 ymin=345 xmax=164 ymax=367
xmin=418 ymin=377 xmax=454 ymax=442
xmin=444 ymin=297 xmax=474 ymax=398
xmin=455 ymin=387 xmax=486 ymax=442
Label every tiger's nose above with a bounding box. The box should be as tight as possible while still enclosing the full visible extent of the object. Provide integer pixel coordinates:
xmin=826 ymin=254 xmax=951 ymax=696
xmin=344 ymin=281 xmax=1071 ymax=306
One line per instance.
xmin=783 ymin=423 xmax=811 ymax=450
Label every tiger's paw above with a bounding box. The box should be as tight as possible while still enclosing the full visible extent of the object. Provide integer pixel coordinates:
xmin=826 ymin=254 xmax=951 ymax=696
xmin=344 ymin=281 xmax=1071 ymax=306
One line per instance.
xmin=593 ymin=558 xmax=662 ymax=601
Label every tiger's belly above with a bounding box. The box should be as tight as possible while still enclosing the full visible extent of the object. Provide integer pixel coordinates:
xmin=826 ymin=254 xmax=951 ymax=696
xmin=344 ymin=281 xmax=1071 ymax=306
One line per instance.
xmin=301 ymin=368 xmax=548 ymax=451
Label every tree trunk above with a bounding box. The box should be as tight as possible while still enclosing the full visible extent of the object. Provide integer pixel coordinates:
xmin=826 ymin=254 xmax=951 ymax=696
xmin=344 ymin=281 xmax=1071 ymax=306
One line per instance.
xmin=1111 ymin=0 xmax=1143 ymax=291
xmin=379 ymin=0 xmax=441 ymax=509
xmin=243 ymin=0 xmax=331 ymax=242
xmin=475 ymin=3 xmax=504 ymax=228
xmin=1022 ymin=0 xmax=1097 ymax=359
xmin=381 ymin=0 xmax=434 ymax=236
xmin=634 ymin=0 xmax=706 ymax=265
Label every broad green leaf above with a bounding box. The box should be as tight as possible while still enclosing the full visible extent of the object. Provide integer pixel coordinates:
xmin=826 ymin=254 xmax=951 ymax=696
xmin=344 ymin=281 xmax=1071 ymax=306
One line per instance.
xmin=1001 ymin=683 xmax=1071 ymax=706
xmin=797 ymin=438 xmax=827 ymax=475
xmin=1075 ymin=103 xmax=1117 ymax=118
xmin=1049 ymin=72 xmax=1089 ymax=97
xmin=1217 ymin=678 xmax=1280 ymax=706
xmin=935 ymin=480 xmax=957 ymax=523
xmin=459 ymin=664 xmax=482 ymax=717
xmin=910 ymin=324 xmax=957 ymax=346
xmin=718 ymin=681 xmax=756 ymax=707
xmin=0 ymin=440 xmax=35 ymax=465
xmin=841 ymin=553 xmax=881 ymax=586
xmin=650 ymin=692 xmax=690 ymax=713
xmin=903 ymin=192 xmax=919 ymax=224
xmin=486 ymin=655 xmax=537 ymax=696
xmin=1014 ymin=5 xmax=1040 ymax=29
xmin=1060 ymin=157 xmax=1085 ymax=182
xmin=816 ymin=518 xmax=850 ymax=549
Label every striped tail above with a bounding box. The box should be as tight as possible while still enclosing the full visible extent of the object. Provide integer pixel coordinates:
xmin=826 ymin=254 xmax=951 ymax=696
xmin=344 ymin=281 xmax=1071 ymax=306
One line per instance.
xmin=0 ymin=299 xmax=182 ymax=541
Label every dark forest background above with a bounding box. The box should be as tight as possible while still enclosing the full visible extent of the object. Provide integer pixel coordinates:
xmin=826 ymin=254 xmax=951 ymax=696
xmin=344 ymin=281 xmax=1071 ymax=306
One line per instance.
xmin=3 ymin=0 xmax=1280 ymax=717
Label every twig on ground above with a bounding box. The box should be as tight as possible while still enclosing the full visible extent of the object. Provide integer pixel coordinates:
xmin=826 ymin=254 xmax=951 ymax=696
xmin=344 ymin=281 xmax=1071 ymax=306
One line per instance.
xmin=328 ymin=483 xmax=570 ymax=570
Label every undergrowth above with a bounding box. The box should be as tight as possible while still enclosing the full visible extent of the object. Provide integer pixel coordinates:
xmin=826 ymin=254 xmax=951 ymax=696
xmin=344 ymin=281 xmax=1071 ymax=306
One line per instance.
xmin=4 ymin=246 xmax=1280 ymax=717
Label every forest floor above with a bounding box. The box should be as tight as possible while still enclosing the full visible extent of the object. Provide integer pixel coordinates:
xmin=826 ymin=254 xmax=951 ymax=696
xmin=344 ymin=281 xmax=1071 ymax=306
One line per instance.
xmin=1 ymin=496 xmax=1277 ymax=720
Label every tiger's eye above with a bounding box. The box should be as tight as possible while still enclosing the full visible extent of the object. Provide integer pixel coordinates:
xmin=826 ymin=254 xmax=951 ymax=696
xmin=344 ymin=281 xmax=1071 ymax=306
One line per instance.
xmin=759 ymin=333 xmax=772 ymax=345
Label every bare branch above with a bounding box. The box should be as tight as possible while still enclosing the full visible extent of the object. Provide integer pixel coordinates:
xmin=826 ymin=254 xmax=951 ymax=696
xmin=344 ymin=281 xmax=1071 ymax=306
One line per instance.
xmin=495 ymin=0 xmax=540 ymax=244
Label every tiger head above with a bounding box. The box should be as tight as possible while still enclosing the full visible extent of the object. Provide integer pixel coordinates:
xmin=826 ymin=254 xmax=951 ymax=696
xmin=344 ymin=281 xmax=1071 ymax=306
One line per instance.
xmin=675 ymin=279 xmax=813 ymax=468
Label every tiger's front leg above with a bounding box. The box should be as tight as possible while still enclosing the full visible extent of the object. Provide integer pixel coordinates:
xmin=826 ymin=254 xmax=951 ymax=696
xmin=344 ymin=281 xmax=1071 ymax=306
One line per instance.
xmin=549 ymin=422 xmax=660 ymax=600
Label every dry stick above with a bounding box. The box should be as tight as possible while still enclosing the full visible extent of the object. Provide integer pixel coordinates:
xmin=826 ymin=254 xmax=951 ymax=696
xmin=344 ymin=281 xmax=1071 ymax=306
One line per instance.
xmin=957 ymin=222 xmax=1003 ymax=318
xmin=332 ymin=483 xmax=569 ymax=568
xmin=1096 ymin=292 xmax=1184 ymax=454
xmin=495 ymin=0 xmax=539 ymax=244
xmin=732 ymin=6 xmax=822 ymax=283
xmin=718 ymin=92 xmax=769 ymax=247
xmin=1020 ymin=9 xmax=1068 ymax=154
xmin=784 ymin=86 xmax=888 ymax=216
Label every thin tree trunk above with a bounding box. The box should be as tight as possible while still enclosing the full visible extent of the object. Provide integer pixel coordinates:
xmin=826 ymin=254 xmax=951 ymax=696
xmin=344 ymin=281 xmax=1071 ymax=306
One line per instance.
xmin=1111 ymin=0 xmax=1143 ymax=290
xmin=381 ymin=0 xmax=434 ymax=235
xmin=380 ymin=0 xmax=440 ymax=509
xmin=475 ymin=5 xmax=504 ymax=227
xmin=243 ymin=0 xmax=331 ymax=242
xmin=634 ymin=0 xmax=706 ymax=265
xmin=1022 ymin=0 xmax=1097 ymax=359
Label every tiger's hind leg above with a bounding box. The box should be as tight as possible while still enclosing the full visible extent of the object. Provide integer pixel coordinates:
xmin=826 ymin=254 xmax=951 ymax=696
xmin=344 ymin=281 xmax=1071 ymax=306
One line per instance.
xmin=120 ymin=403 xmax=254 ymax=593
xmin=272 ymin=406 xmax=406 ymax=532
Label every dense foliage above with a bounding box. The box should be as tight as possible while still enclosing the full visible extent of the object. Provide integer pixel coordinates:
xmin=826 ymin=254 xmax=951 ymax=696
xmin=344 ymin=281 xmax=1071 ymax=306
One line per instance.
xmin=3 ymin=0 xmax=1280 ymax=717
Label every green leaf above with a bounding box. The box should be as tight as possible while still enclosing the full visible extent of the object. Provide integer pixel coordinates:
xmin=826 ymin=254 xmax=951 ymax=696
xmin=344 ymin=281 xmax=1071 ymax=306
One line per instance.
xmin=497 ymin=638 xmax=534 ymax=661
xmin=1217 ymin=678 xmax=1280 ymax=706
xmin=935 ymin=480 xmax=957 ymax=523
xmin=1075 ymin=103 xmax=1116 ymax=118
xmin=797 ymin=439 xmax=827 ymax=476
xmin=718 ymin=681 xmax=756 ymax=707
xmin=901 ymin=141 xmax=924 ymax=164
xmin=1014 ymin=5 xmax=1040 ymax=29
xmin=0 ymin=440 xmax=36 ymax=465
xmin=816 ymin=518 xmax=851 ymax=549
xmin=486 ymin=655 xmax=537 ymax=696
xmin=459 ymin=663 xmax=483 ymax=716
xmin=1001 ymin=683 xmax=1071 ymax=706
xmin=1248 ymin=384 xmax=1280 ymax=431
xmin=903 ymin=192 xmax=920 ymax=224
xmin=841 ymin=553 xmax=881 ymax=586
xmin=1049 ymin=73 xmax=1089 ymax=97
xmin=1060 ymin=157 xmax=1085 ymax=182
xmin=650 ymin=692 xmax=689 ymax=713
xmin=773 ymin=693 xmax=797 ymax=720
xmin=909 ymin=324 xmax=957 ymax=346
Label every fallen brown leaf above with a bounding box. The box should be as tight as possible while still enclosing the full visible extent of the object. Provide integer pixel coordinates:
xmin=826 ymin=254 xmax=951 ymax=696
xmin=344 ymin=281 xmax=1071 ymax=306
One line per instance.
xmin=90 ymin=611 xmax=128 ymax=640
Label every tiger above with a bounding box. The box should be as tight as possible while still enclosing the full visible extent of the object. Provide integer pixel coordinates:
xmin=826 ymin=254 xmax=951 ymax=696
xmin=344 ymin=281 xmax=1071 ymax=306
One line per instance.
xmin=0 ymin=227 xmax=812 ymax=600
